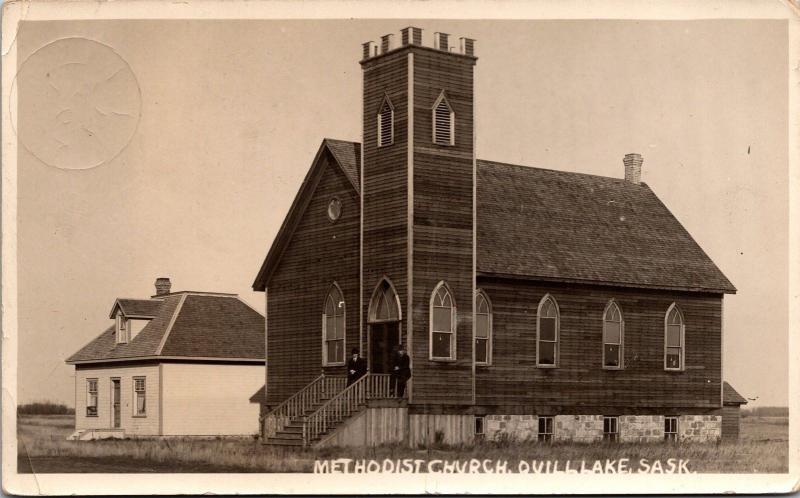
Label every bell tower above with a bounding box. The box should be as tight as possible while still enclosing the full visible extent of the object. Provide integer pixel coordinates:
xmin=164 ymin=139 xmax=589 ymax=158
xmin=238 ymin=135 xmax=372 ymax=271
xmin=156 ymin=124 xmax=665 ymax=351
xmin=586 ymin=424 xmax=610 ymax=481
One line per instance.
xmin=361 ymin=27 xmax=477 ymax=406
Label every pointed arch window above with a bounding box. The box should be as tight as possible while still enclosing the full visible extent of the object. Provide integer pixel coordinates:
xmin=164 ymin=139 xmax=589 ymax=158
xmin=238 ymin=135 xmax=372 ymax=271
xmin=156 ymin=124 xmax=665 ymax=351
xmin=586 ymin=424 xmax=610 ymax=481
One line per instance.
xmin=368 ymin=278 xmax=401 ymax=323
xmin=475 ymin=290 xmax=492 ymax=365
xmin=322 ymin=284 xmax=346 ymax=366
xmin=603 ymin=300 xmax=624 ymax=369
xmin=665 ymin=304 xmax=685 ymax=371
xmin=536 ymin=295 xmax=559 ymax=367
xmin=430 ymin=282 xmax=456 ymax=360
xmin=377 ymin=96 xmax=394 ymax=147
xmin=432 ymin=91 xmax=455 ymax=146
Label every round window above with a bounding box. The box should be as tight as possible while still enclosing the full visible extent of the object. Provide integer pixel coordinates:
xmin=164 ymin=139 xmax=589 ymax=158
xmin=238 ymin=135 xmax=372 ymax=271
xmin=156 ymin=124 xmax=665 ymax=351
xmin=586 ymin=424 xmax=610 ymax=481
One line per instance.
xmin=327 ymin=198 xmax=342 ymax=222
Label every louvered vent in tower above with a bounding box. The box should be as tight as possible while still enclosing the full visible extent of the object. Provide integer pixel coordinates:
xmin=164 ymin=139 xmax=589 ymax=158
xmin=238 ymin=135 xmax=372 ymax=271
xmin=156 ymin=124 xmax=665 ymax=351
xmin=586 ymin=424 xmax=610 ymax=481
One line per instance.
xmin=432 ymin=92 xmax=454 ymax=146
xmin=377 ymin=97 xmax=394 ymax=147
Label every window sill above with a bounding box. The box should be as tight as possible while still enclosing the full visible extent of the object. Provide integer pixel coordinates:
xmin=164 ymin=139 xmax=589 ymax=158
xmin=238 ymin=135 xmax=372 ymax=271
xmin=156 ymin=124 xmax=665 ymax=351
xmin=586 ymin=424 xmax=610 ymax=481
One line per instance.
xmin=664 ymin=368 xmax=685 ymax=373
xmin=132 ymin=414 xmax=147 ymax=418
xmin=429 ymin=357 xmax=457 ymax=363
xmin=377 ymin=142 xmax=394 ymax=148
xmin=85 ymin=414 xmax=98 ymax=418
xmin=323 ymin=363 xmax=346 ymax=367
xmin=536 ymin=364 xmax=558 ymax=369
xmin=475 ymin=362 xmax=491 ymax=368
xmin=602 ymin=366 xmax=624 ymax=371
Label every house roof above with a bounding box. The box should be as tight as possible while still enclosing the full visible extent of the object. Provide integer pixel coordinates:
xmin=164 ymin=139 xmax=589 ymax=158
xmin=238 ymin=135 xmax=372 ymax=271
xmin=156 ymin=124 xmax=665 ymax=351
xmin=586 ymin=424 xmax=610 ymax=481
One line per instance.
xmin=723 ymin=381 xmax=748 ymax=405
xmin=253 ymin=140 xmax=735 ymax=294
xmin=67 ymin=292 xmax=265 ymax=364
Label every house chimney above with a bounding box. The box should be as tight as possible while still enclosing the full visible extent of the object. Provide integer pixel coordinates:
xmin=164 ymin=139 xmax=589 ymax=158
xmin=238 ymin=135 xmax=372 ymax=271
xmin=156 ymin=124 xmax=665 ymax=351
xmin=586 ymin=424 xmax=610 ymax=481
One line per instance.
xmin=154 ymin=277 xmax=171 ymax=296
xmin=623 ymin=153 xmax=643 ymax=184
xmin=362 ymin=41 xmax=378 ymax=60
xmin=460 ymin=37 xmax=476 ymax=56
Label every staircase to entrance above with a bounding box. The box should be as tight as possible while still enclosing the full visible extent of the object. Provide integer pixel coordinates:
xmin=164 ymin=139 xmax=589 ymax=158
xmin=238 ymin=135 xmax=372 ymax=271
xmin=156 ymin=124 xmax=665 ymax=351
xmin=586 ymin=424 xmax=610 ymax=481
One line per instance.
xmin=263 ymin=373 xmax=394 ymax=446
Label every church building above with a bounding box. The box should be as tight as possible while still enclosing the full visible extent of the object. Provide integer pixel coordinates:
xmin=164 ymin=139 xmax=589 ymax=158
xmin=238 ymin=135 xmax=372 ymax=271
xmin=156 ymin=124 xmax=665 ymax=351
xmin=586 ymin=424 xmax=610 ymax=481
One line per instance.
xmin=253 ymin=27 xmax=739 ymax=447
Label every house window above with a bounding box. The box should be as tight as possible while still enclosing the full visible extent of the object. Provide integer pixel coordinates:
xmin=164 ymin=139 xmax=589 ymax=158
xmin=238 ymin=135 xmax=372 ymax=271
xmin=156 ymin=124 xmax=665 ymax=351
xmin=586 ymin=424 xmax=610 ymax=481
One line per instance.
xmin=474 ymin=416 xmax=485 ymax=437
xmin=377 ymin=96 xmax=394 ymax=147
xmin=432 ymin=91 xmax=455 ymax=146
xmin=665 ymin=304 xmax=685 ymax=371
xmin=603 ymin=300 xmax=624 ymax=369
xmin=475 ymin=290 xmax=492 ymax=365
xmin=115 ymin=312 xmax=129 ymax=344
xmin=665 ymin=416 xmax=678 ymax=442
xmin=536 ymin=294 xmax=559 ymax=367
xmin=603 ymin=416 xmax=619 ymax=442
xmin=538 ymin=416 xmax=554 ymax=442
xmin=86 ymin=379 xmax=98 ymax=417
xmin=323 ymin=284 xmax=346 ymax=366
xmin=133 ymin=377 xmax=146 ymax=416
xmin=430 ymin=282 xmax=456 ymax=360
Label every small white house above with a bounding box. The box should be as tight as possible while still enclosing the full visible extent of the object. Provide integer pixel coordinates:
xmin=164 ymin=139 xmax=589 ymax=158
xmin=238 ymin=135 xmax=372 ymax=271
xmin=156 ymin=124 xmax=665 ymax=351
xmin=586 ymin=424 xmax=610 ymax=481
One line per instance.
xmin=66 ymin=278 xmax=264 ymax=439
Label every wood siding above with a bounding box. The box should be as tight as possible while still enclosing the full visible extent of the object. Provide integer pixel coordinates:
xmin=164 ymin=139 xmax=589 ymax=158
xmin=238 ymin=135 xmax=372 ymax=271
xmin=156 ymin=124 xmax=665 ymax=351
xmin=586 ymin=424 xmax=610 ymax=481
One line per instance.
xmin=410 ymin=49 xmax=476 ymax=405
xmin=75 ymin=364 xmax=160 ymax=435
xmin=721 ymin=405 xmax=741 ymax=439
xmin=266 ymin=151 xmax=361 ymax=407
xmin=160 ymin=363 xmax=262 ymax=435
xmin=475 ymin=278 xmax=723 ymax=410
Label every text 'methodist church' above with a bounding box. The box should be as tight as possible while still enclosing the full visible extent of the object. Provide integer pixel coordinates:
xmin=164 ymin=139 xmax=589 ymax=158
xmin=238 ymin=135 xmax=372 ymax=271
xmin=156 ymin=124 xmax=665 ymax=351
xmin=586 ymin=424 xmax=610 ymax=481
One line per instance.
xmin=253 ymin=27 xmax=746 ymax=447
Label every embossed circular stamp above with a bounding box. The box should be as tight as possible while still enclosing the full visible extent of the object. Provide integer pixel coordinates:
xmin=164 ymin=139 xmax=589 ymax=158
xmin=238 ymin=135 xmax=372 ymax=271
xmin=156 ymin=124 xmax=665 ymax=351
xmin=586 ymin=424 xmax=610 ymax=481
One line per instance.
xmin=11 ymin=37 xmax=141 ymax=170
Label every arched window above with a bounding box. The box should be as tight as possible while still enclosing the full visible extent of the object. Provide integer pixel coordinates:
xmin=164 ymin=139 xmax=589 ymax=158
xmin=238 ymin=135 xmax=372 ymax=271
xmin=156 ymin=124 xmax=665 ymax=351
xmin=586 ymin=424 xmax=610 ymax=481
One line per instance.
xmin=377 ymin=96 xmax=394 ymax=147
xmin=536 ymin=294 xmax=559 ymax=367
xmin=368 ymin=278 xmax=401 ymax=323
xmin=475 ymin=290 xmax=492 ymax=365
xmin=432 ymin=91 xmax=455 ymax=146
xmin=603 ymin=300 xmax=624 ymax=369
xmin=665 ymin=303 xmax=684 ymax=371
xmin=322 ymin=284 xmax=345 ymax=366
xmin=430 ymin=282 xmax=456 ymax=360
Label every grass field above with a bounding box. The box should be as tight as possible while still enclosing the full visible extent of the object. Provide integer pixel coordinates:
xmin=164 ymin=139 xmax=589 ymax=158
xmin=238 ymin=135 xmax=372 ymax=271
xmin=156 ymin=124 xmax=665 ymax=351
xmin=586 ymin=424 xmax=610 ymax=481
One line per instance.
xmin=17 ymin=414 xmax=788 ymax=473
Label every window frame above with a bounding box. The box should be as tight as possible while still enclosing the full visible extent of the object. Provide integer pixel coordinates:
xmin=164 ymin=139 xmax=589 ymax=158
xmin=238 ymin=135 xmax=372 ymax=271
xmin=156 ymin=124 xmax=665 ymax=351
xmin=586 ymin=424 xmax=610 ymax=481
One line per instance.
xmin=664 ymin=303 xmax=685 ymax=372
xmin=432 ymin=91 xmax=455 ymax=146
xmin=474 ymin=415 xmax=485 ymax=437
xmin=429 ymin=281 xmax=457 ymax=361
xmin=536 ymin=294 xmax=560 ymax=368
xmin=602 ymin=300 xmax=624 ymax=370
xmin=603 ymin=416 xmax=619 ymax=442
xmin=322 ymin=282 xmax=346 ymax=367
xmin=115 ymin=312 xmax=129 ymax=344
xmin=132 ymin=376 xmax=146 ymax=417
xmin=86 ymin=378 xmax=98 ymax=417
xmin=664 ymin=416 xmax=679 ymax=442
xmin=377 ymin=95 xmax=395 ymax=147
xmin=474 ymin=290 xmax=492 ymax=366
xmin=537 ymin=416 xmax=554 ymax=442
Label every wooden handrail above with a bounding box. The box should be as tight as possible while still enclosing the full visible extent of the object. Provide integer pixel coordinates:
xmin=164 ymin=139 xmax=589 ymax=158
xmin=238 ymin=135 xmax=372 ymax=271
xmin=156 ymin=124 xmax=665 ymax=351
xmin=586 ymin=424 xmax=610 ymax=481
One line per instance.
xmin=263 ymin=374 xmax=347 ymax=438
xmin=303 ymin=373 xmax=392 ymax=445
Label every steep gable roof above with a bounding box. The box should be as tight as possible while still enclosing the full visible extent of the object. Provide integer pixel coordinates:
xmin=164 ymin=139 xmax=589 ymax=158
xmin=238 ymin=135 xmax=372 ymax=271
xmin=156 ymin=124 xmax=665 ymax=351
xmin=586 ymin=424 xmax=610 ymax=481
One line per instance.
xmin=252 ymin=140 xmax=734 ymax=294
xmin=252 ymin=138 xmax=361 ymax=290
xmin=67 ymin=293 xmax=264 ymax=364
xmin=476 ymin=160 xmax=736 ymax=293
xmin=723 ymin=381 xmax=748 ymax=405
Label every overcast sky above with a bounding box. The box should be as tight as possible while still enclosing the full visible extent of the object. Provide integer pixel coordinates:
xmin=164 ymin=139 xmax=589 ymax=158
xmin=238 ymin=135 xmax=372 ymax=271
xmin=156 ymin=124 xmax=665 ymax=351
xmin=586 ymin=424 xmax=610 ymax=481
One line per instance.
xmin=16 ymin=19 xmax=788 ymax=407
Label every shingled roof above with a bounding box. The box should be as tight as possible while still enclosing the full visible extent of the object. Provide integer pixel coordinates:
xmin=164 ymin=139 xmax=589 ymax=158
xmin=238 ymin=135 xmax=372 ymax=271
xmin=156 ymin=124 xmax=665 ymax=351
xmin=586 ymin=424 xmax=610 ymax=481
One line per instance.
xmin=67 ymin=293 xmax=264 ymax=364
xmin=476 ymin=160 xmax=736 ymax=293
xmin=109 ymin=298 xmax=163 ymax=318
xmin=253 ymin=140 xmax=735 ymax=294
xmin=723 ymin=381 xmax=748 ymax=405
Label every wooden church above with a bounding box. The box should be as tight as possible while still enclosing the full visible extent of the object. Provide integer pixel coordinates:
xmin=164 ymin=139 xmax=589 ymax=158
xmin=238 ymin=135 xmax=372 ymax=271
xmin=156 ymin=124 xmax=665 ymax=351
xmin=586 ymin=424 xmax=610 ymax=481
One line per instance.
xmin=253 ymin=27 xmax=740 ymax=447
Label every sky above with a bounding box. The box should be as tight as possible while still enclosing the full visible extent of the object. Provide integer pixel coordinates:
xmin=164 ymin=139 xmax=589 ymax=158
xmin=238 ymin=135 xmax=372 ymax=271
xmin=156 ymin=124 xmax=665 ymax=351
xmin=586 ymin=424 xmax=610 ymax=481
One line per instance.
xmin=15 ymin=19 xmax=788 ymax=407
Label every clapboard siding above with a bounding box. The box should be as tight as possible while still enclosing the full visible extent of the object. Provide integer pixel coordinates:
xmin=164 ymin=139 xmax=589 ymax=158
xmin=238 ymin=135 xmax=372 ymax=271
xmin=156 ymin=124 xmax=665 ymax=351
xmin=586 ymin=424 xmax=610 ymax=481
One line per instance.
xmin=475 ymin=278 xmax=723 ymax=409
xmin=361 ymin=51 xmax=409 ymax=371
xmin=266 ymin=151 xmax=360 ymax=407
xmin=410 ymin=49 xmax=476 ymax=405
xmin=721 ymin=405 xmax=741 ymax=439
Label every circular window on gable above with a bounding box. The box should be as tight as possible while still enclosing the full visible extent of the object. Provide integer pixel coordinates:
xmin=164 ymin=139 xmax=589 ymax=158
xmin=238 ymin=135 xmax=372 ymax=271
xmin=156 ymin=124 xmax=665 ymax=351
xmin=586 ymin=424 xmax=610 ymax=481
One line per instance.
xmin=327 ymin=198 xmax=342 ymax=222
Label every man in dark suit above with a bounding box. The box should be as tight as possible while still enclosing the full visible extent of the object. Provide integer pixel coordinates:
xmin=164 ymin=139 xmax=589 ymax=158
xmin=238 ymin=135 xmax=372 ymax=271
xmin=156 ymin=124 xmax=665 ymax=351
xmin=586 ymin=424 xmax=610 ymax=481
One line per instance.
xmin=346 ymin=348 xmax=367 ymax=386
xmin=391 ymin=345 xmax=411 ymax=398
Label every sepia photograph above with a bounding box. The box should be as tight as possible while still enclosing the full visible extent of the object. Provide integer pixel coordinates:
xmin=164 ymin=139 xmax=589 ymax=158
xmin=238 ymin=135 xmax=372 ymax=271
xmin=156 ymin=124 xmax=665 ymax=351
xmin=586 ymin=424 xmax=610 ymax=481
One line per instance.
xmin=2 ymin=0 xmax=798 ymax=494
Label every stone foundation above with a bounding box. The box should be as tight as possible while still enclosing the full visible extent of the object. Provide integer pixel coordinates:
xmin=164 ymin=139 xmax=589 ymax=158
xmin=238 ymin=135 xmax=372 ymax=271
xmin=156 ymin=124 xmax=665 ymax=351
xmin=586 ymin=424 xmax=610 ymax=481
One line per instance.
xmin=678 ymin=415 xmax=721 ymax=442
xmin=482 ymin=413 xmax=720 ymax=443
xmin=619 ymin=415 xmax=664 ymax=443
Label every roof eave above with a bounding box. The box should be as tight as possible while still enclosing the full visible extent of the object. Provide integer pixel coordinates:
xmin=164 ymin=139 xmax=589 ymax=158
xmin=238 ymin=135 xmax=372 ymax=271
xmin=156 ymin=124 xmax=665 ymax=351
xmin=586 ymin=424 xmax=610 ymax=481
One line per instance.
xmin=66 ymin=355 xmax=265 ymax=365
xmin=476 ymin=271 xmax=736 ymax=294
